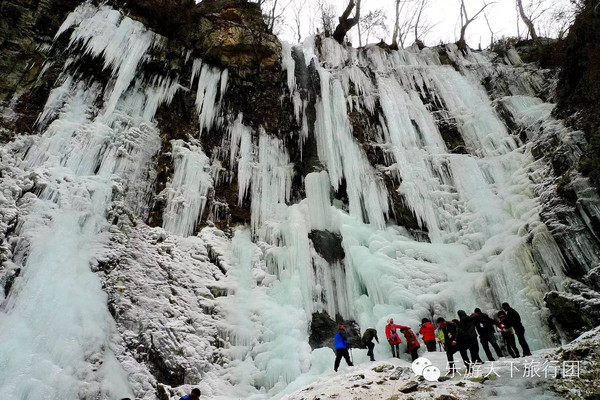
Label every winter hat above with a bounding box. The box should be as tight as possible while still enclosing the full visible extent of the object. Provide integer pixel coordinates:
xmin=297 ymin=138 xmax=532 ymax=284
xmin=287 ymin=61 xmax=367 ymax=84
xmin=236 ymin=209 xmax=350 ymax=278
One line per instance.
xmin=339 ymin=324 xmax=345 ymax=330
xmin=457 ymin=310 xmax=467 ymax=319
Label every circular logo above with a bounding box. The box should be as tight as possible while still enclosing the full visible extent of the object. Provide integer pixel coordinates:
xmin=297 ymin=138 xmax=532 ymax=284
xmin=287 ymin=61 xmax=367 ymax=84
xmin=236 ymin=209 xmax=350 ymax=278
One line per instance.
xmin=422 ymin=365 xmax=441 ymax=381
xmin=411 ymin=357 xmax=432 ymax=376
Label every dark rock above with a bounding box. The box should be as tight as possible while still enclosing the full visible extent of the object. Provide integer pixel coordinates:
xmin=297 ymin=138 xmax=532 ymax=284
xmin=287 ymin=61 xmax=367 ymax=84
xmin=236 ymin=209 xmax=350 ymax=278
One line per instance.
xmin=399 ymin=380 xmax=419 ymax=393
xmin=555 ymin=0 xmax=600 ymax=194
xmin=308 ymin=230 xmax=345 ymax=263
xmin=545 ymin=285 xmax=600 ymax=341
xmin=146 ymin=334 xmax=186 ymax=387
xmin=0 ymin=0 xmax=80 ymax=134
xmin=372 ymin=364 xmax=394 ymax=373
xmin=308 ymin=311 xmax=360 ymax=350
xmin=3 ymin=267 xmax=20 ymax=297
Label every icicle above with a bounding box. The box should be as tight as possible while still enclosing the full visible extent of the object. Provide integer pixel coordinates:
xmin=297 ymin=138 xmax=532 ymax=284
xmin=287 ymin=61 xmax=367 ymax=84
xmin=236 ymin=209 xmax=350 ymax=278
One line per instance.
xmin=281 ymin=41 xmax=296 ymax=95
xmin=162 ymin=140 xmax=213 ymax=237
xmin=249 ymin=131 xmax=293 ymax=234
xmin=195 ymin=64 xmax=228 ymax=134
xmin=59 ymin=4 xmax=162 ymax=117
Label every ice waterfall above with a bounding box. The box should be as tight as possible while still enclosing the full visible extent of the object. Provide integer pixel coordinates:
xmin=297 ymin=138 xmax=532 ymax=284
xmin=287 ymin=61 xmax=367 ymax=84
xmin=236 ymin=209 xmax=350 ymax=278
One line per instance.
xmin=0 ymin=2 xmax=599 ymax=399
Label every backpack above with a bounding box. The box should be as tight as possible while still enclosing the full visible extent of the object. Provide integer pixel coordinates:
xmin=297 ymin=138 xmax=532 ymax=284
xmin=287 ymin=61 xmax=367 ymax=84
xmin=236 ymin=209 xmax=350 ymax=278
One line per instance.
xmin=389 ymin=325 xmax=399 ymax=342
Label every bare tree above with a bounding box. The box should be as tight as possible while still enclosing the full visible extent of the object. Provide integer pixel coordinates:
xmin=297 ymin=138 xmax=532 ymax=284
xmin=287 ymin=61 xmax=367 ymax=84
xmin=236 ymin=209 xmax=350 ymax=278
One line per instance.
xmin=332 ymin=0 xmax=361 ymax=44
xmin=358 ymin=8 xmax=388 ymax=46
xmin=391 ymin=0 xmax=409 ymax=48
xmin=391 ymin=0 xmax=434 ymax=49
xmin=457 ymin=0 xmax=494 ymax=51
xmin=412 ymin=0 xmax=431 ymax=43
xmin=516 ymin=0 xmax=538 ymax=41
xmin=291 ymin=0 xmax=308 ymax=43
xmin=315 ymin=0 xmax=337 ymax=36
xmin=258 ymin=0 xmax=293 ymax=35
xmin=483 ymin=11 xmax=497 ymax=45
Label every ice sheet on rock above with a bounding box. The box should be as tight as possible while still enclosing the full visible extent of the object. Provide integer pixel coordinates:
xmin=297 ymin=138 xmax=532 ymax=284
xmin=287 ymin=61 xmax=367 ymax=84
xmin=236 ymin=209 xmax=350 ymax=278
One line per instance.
xmin=0 ymin=170 xmax=133 ymax=399
xmin=219 ymin=228 xmax=313 ymax=395
xmin=162 ymin=140 xmax=213 ymax=237
xmin=304 ymin=171 xmax=333 ymax=231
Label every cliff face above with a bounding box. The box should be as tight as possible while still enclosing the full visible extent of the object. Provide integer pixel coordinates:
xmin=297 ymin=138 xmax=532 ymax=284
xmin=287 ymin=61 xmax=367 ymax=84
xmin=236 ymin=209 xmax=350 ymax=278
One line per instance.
xmin=0 ymin=1 xmax=600 ymax=399
xmin=555 ymin=0 xmax=600 ymax=192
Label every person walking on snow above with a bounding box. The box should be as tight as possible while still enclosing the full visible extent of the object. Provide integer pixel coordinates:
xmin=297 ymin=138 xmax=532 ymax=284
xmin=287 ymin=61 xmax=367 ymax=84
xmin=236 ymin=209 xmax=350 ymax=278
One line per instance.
xmin=457 ymin=310 xmax=484 ymax=370
xmin=400 ymin=326 xmax=421 ymax=361
xmin=419 ymin=318 xmax=436 ymax=352
xmin=498 ymin=310 xmax=520 ymax=358
xmin=502 ymin=302 xmax=532 ymax=356
xmin=474 ymin=308 xmax=503 ymax=361
xmin=362 ymin=327 xmax=379 ymax=361
xmin=437 ymin=317 xmax=468 ymax=374
xmin=385 ymin=318 xmax=407 ymax=358
xmin=334 ymin=325 xmax=354 ymax=371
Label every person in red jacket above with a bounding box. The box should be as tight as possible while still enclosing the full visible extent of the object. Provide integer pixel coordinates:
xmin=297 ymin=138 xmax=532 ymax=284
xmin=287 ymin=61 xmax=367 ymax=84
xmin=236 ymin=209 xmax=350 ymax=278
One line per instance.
xmin=385 ymin=318 xmax=407 ymax=358
xmin=419 ymin=318 xmax=436 ymax=352
xmin=400 ymin=327 xmax=421 ymax=361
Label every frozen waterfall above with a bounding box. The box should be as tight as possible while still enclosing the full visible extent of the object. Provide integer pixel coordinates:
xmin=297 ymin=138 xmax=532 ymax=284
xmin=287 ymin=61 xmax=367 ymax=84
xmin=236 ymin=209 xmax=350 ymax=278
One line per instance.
xmin=0 ymin=2 xmax=598 ymax=399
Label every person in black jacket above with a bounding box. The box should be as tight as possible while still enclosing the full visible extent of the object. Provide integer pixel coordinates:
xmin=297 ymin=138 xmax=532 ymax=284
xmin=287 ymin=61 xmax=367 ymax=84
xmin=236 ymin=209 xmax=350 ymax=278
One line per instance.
xmin=437 ymin=317 xmax=468 ymax=373
xmin=457 ymin=310 xmax=484 ymax=368
xmin=474 ymin=308 xmax=503 ymax=361
xmin=502 ymin=302 xmax=532 ymax=356
xmin=362 ymin=327 xmax=379 ymax=361
xmin=498 ymin=310 xmax=520 ymax=358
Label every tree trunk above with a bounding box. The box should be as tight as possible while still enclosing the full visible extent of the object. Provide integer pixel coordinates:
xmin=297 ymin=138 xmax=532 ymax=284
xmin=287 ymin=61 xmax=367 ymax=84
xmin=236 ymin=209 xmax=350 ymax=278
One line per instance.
xmin=391 ymin=0 xmax=400 ymax=49
xmin=332 ymin=0 xmax=361 ymax=44
xmin=516 ymin=0 xmax=538 ymax=41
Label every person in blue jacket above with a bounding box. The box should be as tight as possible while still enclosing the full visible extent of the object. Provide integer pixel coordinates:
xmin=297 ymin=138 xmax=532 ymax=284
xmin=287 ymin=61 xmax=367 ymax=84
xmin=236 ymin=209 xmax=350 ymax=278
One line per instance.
xmin=334 ymin=325 xmax=354 ymax=371
xmin=180 ymin=388 xmax=200 ymax=400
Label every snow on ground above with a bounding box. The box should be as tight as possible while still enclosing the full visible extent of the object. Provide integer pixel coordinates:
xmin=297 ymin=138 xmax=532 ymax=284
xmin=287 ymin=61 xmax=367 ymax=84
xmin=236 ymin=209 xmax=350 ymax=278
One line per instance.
xmin=284 ymin=347 xmax=578 ymax=400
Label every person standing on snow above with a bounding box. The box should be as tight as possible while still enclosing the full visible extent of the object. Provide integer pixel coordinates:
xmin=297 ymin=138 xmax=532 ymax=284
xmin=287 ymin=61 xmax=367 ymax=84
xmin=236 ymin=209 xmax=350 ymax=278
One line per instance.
xmin=419 ymin=318 xmax=436 ymax=352
xmin=400 ymin=326 xmax=421 ymax=361
xmin=498 ymin=310 xmax=520 ymax=358
xmin=457 ymin=310 xmax=484 ymax=369
xmin=334 ymin=325 xmax=354 ymax=371
xmin=502 ymin=302 xmax=532 ymax=356
xmin=437 ymin=317 xmax=467 ymax=374
xmin=385 ymin=318 xmax=407 ymax=358
xmin=473 ymin=308 xmax=504 ymax=361
xmin=362 ymin=327 xmax=379 ymax=361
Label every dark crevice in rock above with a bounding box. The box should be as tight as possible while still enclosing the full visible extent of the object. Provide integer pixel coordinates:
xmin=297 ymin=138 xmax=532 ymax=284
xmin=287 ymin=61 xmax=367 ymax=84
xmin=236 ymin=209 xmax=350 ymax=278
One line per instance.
xmin=147 ymin=334 xmax=186 ymax=387
xmin=3 ymin=267 xmax=20 ymax=298
xmin=381 ymin=172 xmax=428 ymax=239
xmin=308 ymin=230 xmax=345 ymax=263
xmin=493 ymin=100 xmax=528 ymax=144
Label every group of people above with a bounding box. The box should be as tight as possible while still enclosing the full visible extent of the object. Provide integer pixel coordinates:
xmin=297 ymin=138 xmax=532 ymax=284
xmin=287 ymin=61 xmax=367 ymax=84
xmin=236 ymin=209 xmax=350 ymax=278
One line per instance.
xmin=333 ymin=302 xmax=532 ymax=373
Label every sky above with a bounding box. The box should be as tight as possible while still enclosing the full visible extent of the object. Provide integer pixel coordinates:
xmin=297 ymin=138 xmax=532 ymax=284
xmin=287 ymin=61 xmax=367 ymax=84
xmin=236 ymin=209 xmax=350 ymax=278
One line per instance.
xmin=273 ymin=0 xmax=578 ymax=49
